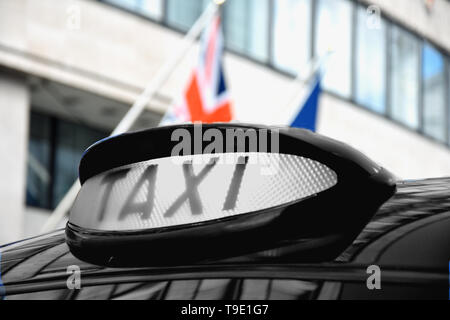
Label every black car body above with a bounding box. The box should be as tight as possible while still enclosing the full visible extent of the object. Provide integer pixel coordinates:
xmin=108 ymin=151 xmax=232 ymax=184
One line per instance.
xmin=1 ymin=178 xmax=449 ymax=300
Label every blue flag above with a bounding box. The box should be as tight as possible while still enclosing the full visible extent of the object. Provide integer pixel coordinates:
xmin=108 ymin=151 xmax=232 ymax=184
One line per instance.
xmin=291 ymin=76 xmax=322 ymax=132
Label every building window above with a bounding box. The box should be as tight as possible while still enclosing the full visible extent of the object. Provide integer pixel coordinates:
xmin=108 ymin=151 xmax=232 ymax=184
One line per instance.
xmin=422 ymin=43 xmax=447 ymax=142
xmin=26 ymin=112 xmax=106 ymax=210
xmin=104 ymin=0 xmax=163 ymax=20
xmin=389 ymin=26 xmax=420 ymax=129
xmin=26 ymin=113 xmax=52 ymax=209
xmin=314 ymin=0 xmax=353 ymax=98
xmin=52 ymin=120 xmax=106 ymax=208
xmin=354 ymin=6 xmax=387 ymax=114
xmin=272 ymin=0 xmax=312 ymax=77
xmin=166 ymin=0 xmax=208 ymax=32
xmin=223 ymin=0 xmax=270 ymax=62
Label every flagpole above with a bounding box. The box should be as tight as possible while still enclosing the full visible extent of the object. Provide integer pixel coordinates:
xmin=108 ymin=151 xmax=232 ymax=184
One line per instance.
xmin=41 ymin=1 xmax=220 ymax=233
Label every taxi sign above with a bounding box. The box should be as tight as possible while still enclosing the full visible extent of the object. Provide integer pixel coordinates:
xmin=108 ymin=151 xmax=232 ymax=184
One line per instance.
xmin=70 ymin=153 xmax=337 ymax=231
xmin=66 ymin=124 xmax=396 ymax=267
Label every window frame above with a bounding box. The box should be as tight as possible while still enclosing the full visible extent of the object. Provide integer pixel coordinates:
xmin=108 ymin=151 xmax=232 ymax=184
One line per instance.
xmin=222 ymin=0 xmax=271 ymax=63
xmin=420 ymin=42 xmax=448 ymax=143
xmin=270 ymin=0 xmax=314 ymax=77
xmin=26 ymin=110 xmax=107 ymax=211
xmin=313 ymin=0 xmax=355 ymax=98
xmin=353 ymin=4 xmax=388 ymax=114
xmin=386 ymin=23 xmax=421 ymax=130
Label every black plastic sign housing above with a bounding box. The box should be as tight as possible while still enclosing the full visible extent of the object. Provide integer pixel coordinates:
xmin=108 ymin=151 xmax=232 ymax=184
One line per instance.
xmin=66 ymin=124 xmax=396 ymax=267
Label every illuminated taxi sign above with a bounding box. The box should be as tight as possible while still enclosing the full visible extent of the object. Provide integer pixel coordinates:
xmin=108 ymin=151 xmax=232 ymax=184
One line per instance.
xmin=70 ymin=153 xmax=337 ymax=231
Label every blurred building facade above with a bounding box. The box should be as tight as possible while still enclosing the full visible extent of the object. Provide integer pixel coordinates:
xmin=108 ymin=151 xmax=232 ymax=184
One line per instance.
xmin=1 ymin=0 xmax=450 ymax=243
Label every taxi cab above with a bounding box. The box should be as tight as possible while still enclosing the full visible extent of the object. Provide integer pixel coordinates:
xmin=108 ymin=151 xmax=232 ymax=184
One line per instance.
xmin=1 ymin=124 xmax=449 ymax=300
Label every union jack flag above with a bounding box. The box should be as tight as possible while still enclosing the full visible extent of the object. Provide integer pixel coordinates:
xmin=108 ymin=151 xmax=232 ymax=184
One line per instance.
xmin=162 ymin=15 xmax=233 ymax=124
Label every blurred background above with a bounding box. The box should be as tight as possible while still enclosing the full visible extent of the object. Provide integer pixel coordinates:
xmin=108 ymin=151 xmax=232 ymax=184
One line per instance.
xmin=0 ymin=0 xmax=450 ymax=243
